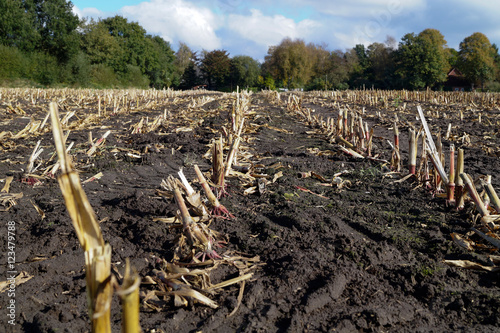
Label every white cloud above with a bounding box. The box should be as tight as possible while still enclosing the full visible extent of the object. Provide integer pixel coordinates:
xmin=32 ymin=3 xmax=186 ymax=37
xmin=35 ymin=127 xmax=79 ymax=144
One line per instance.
xmin=227 ymin=9 xmax=321 ymax=48
xmin=289 ymin=0 xmax=425 ymax=18
xmin=120 ymin=0 xmax=222 ymax=50
xmin=72 ymin=5 xmax=106 ymax=20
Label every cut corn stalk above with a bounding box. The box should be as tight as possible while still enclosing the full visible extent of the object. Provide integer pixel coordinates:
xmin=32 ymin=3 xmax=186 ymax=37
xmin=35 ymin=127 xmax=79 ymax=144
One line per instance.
xmin=205 ymin=272 xmax=253 ymax=291
xmin=50 ymin=102 xmax=112 ymax=333
xmin=335 ymin=136 xmax=355 ymax=149
xmin=168 ymin=177 xmax=224 ymax=260
xmin=194 ymin=165 xmax=234 ymax=219
xmin=212 ymin=137 xmax=226 ymax=197
xmin=87 ymin=130 xmax=111 ymax=157
xmin=31 ymin=200 xmax=45 ymax=219
xmin=436 ymin=132 xmax=444 ymax=192
xmin=427 ymin=148 xmax=449 ymax=189
xmin=27 ymin=140 xmax=43 ymax=174
xmin=1 ymin=176 xmax=13 ymax=193
xmin=390 ymin=120 xmax=401 ymax=171
xmin=444 ymin=259 xmax=500 ymax=272
xmin=408 ymin=128 xmax=417 ymax=174
xmin=482 ymin=175 xmax=500 ymax=213
xmin=339 ymin=146 xmax=364 ymax=159
xmin=176 ymin=168 xmax=208 ymax=217
xmin=459 ymin=173 xmax=489 ymax=216
xmin=450 ymin=232 xmax=474 ymax=251
xmin=418 ymin=105 xmax=449 ymax=185
xmin=0 ymin=192 xmax=23 ymax=211
xmin=367 ymin=128 xmax=374 ymax=157
xmin=447 ymin=145 xmax=455 ymax=205
xmin=154 ymin=270 xmax=218 ymax=309
xmin=116 ymin=259 xmax=141 ymax=333
xmin=225 ymin=130 xmax=242 ymax=178
xmin=83 ymin=172 xmax=104 ymax=184
xmin=455 ymin=148 xmax=465 ymax=209
xmin=471 ymin=227 xmax=500 ymax=249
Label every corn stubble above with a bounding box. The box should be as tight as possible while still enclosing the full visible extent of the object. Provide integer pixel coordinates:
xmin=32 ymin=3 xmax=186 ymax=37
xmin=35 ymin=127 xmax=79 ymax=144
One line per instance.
xmin=50 ymin=102 xmax=141 ymax=332
xmin=4 ymin=87 xmax=500 ymax=323
xmin=283 ymin=91 xmax=500 ymax=272
xmin=148 ymin=90 xmax=261 ymax=313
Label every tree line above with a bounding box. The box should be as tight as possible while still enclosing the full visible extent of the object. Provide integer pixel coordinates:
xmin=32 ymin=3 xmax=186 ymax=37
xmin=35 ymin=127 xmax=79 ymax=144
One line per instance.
xmin=1 ymin=0 xmax=499 ymax=91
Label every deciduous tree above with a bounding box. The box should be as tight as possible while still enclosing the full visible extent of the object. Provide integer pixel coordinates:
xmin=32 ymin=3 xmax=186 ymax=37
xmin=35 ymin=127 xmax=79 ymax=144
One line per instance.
xmin=263 ymin=38 xmax=313 ymax=89
xmin=396 ymin=29 xmax=449 ymax=89
xmin=201 ymin=49 xmax=231 ymax=89
xmin=24 ymin=0 xmax=80 ymax=62
xmin=173 ymin=42 xmax=194 ymax=87
xmin=458 ymin=32 xmax=496 ymax=89
xmin=0 ymin=0 xmax=40 ymax=52
xmin=229 ymin=55 xmax=260 ymax=89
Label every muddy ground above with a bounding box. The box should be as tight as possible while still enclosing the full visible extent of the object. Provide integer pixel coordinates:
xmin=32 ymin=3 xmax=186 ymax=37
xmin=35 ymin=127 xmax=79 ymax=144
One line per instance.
xmin=1 ymin=90 xmax=499 ymax=332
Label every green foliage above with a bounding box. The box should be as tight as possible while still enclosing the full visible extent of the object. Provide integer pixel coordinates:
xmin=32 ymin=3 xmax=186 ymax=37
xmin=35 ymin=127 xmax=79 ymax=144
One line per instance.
xmin=178 ymin=61 xmax=200 ymax=89
xmin=201 ymin=49 xmax=231 ymax=89
xmin=396 ymin=29 xmax=449 ymax=89
xmin=80 ymin=18 xmax=124 ymax=69
xmin=172 ymin=42 xmax=194 ymax=87
xmin=366 ymin=41 xmax=397 ymax=89
xmin=0 ymin=45 xmax=27 ymax=79
xmin=264 ymin=75 xmax=276 ymax=90
xmin=24 ymin=0 xmax=80 ymax=62
xmin=484 ymin=81 xmax=500 ymax=92
xmin=26 ymin=51 xmax=60 ymax=85
xmin=257 ymin=75 xmax=276 ymax=90
xmin=458 ymin=32 xmax=496 ymax=88
xmin=0 ymin=0 xmax=40 ymax=52
xmin=229 ymin=55 xmax=260 ymax=89
xmin=60 ymin=51 xmax=91 ymax=86
xmin=99 ymin=16 xmax=148 ymax=74
xmin=349 ymin=45 xmax=370 ymax=88
xmin=120 ymin=64 xmax=149 ymax=88
xmin=89 ymin=64 xmax=119 ymax=88
xmin=3 ymin=0 xmax=500 ymax=92
xmin=80 ymin=17 xmax=175 ymax=88
xmin=263 ymin=38 xmax=313 ymax=89
xmin=145 ymin=35 xmax=175 ymax=88
xmin=447 ymin=48 xmax=459 ymax=68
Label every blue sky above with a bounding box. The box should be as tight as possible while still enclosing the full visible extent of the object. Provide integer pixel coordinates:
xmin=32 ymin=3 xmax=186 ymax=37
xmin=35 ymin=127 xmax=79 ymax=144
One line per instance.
xmin=71 ymin=0 xmax=500 ymax=61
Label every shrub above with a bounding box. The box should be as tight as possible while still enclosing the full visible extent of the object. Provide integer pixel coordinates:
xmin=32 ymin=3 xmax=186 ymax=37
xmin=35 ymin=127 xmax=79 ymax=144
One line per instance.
xmin=0 ymin=45 xmax=26 ymax=80
xmin=26 ymin=51 xmax=60 ymax=86
xmin=90 ymin=63 xmax=119 ymax=88
xmin=119 ymin=64 xmax=149 ymax=88
xmin=61 ymin=52 xmax=92 ymax=87
xmin=484 ymin=81 xmax=500 ymax=92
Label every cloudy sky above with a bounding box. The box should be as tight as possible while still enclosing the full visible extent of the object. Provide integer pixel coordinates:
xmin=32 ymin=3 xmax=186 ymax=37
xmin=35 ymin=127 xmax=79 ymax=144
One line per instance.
xmin=71 ymin=0 xmax=500 ymax=61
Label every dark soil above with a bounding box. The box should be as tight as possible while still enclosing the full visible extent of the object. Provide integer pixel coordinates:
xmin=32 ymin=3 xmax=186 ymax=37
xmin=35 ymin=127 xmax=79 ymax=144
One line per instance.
xmin=1 ymin=90 xmax=499 ymax=333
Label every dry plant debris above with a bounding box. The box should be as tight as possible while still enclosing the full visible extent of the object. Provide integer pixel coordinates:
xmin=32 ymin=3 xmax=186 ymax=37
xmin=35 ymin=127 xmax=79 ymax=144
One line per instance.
xmin=1 ymin=87 xmax=500 ymax=331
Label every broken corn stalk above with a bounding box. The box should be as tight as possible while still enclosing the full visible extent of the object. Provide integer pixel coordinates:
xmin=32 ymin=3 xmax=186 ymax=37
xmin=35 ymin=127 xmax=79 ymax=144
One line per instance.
xmin=212 ymin=137 xmax=226 ymax=197
xmin=116 ymin=259 xmax=141 ymax=333
xmin=418 ymin=105 xmax=449 ymax=185
xmin=408 ymin=128 xmax=417 ymax=175
xmin=455 ymin=148 xmax=465 ymax=209
xmin=482 ymin=175 xmax=500 ymax=214
xmin=447 ymin=145 xmax=455 ymax=205
xmin=50 ymin=102 xmax=112 ymax=333
xmin=170 ymin=179 xmax=222 ymax=260
xmin=177 ymin=168 xmax=208 ymax=217
xmin=459 ymin=173 xmax=489 ymax=216
xmin=194 ymin=165 xmax=234 ymax=219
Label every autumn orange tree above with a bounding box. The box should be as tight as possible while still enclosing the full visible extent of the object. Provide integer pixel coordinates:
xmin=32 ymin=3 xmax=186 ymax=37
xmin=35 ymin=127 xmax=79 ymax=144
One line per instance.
xmin=458 ymin=32 xmax=496 ymax=89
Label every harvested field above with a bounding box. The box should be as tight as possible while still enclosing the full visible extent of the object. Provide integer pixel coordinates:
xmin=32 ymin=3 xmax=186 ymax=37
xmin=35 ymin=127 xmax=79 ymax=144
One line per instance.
xmin=1 ymin=88 xmax=500 ymax=332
